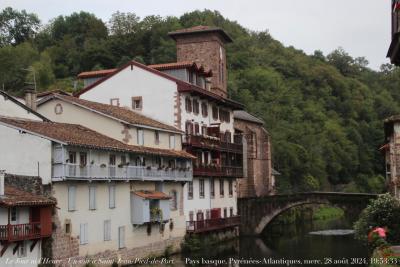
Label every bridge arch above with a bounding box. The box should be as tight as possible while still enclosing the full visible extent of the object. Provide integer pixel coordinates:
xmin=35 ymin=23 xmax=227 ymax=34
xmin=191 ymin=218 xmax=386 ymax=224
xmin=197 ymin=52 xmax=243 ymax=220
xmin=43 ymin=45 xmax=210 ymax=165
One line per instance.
xmin=238 ymin=192 xmax=378 ymax=236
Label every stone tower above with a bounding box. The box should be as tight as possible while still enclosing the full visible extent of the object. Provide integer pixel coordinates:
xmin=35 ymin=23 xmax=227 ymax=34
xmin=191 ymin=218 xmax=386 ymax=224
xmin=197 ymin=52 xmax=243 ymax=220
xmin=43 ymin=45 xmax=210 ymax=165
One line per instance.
xmin=168 ymin=26 xmax=233 ymax=98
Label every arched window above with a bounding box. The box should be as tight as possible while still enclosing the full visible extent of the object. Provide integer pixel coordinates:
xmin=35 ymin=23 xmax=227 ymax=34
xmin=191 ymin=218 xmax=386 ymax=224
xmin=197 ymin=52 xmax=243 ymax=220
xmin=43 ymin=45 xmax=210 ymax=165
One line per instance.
xmin=170 ymin=190 xmax=178 ymax=210
xmin=185 ymin=97 xmax=192 ymax=112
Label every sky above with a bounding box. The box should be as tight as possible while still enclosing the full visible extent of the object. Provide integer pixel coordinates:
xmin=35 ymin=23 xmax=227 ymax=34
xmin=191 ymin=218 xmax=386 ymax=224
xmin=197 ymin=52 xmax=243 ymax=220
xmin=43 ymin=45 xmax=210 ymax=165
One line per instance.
xmin=0 ymin=0 xmax=391 ymax=70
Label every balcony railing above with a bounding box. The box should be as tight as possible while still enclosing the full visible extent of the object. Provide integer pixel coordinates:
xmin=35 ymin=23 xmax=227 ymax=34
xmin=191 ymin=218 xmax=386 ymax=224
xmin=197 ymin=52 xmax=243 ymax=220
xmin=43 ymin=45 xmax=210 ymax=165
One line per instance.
xmin=183 ymin=134 xmax=243 ymax=153
xmin=0 ymin=223 xmax=43 ymax=242
xmin=193 ymin=165 xmax=243 ymax=178
xmin=186 ymin=216 xmax=241 ymax=233
xmin=52 ymin=164 xmax=193 ymax=181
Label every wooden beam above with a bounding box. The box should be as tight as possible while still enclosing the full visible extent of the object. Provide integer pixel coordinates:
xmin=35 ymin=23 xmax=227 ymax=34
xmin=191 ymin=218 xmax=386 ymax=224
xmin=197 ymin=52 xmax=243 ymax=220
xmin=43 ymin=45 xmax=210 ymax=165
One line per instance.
xmin=30 ymin=239 xmax=38 ymax=252
xmin=12 ymin=242 xmax=20 ymax=255
xmin=0 ymin=242 xmax=8 ymax=257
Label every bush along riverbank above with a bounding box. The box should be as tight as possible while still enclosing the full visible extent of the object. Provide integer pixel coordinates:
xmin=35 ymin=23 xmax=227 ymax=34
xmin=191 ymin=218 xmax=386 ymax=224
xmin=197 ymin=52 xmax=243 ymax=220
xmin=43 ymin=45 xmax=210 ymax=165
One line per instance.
xmin=353 ymin=194 xmax=400 ymax=267
xmin=313 ymin=205 xmax=344 ymax=221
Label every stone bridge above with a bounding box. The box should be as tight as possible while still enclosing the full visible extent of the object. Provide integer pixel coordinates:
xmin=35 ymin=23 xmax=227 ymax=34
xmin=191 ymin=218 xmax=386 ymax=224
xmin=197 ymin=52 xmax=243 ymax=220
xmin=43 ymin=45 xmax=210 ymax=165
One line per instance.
xmin=238 ymin=192 xmax=378 ymax=235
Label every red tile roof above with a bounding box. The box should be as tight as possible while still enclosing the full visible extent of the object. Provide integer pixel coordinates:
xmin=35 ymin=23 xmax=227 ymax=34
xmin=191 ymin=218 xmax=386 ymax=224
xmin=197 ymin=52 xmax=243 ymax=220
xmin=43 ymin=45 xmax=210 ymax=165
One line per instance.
xmin=133 ymin=190 xmax=171 ymax=200
xmin=37 ymin=90 xmax=72 ymax=98
xmin=168 ymin=25 xmax=233 ymax=43
xmin=77 ymin=69 xmax=117 ymax=79
xmin=40 ymin=94 xmax=181 ymax=133
xmin=0 ymin=116 xmax=195 ymax=159
xmin=148 ymin=61 xmax=212 ymax=77
xmin=0 ymin=186 xmax=56 ymax=207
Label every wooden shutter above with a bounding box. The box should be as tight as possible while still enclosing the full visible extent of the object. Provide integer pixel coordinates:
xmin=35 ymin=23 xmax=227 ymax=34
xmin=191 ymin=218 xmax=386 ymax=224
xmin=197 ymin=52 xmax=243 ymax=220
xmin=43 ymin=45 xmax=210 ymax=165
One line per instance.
xmin=104 ymin=220 xmax=111 ymax=241
xmin=89 ymin=186 xmax=96 ymax=210
xmin=80 ymin=223 xmax=88 ymax=244
xmin=109 ymin=185 xmax=116 ymax=209
xmin=68 ymin=186 xmax=76 ymax=211
xmin=118 ymin=226 xmax=125 ymax=248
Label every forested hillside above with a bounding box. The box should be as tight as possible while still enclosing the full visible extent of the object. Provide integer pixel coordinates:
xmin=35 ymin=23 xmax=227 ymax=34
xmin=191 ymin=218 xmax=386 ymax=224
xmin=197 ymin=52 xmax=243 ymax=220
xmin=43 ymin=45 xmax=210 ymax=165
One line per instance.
xmin=1 ymin=8 xmax=399 ymax=193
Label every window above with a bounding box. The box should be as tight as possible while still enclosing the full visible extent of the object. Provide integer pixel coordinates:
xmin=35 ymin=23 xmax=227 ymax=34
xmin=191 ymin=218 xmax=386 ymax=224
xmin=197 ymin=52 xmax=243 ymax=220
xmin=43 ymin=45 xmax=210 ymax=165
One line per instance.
xmin=155 ymin=131 xmax=160 ymax=145
xmin=80 ymin=223 xmax=88 ymax=245
xmin=193 ymin=99 xmax=199 ymax=114
xmin=219 ymin=179 xmax=224 ymax=197
xmin=137 ymin=128 xmax=144 ymax=145
xmin=10 ymin=207 xmax=18 ymax=222
xmin=17 ymin=241 xmax=26 ymax=258
xmin=201 ymin=125 xmax=207 ymax=135
xmin=118 ymin=226 xmax=125 ymax=249
xmin=189 ymin=211 xmax=194 ymax=221
xmin=89 ymin=185 xmax=96 ymax=210
xmin=224 ymin=208 xmax=228 ymax=218
xmin=185 ymin=121 xmax=193 ymax=135
xmin=169 ymin=135 xmax=176 ymax=149
xmin=229 ymin=180 xmax=233 ymax=197
xmin=68 ymin=186 xmax=76 ymax=211
xmin=65 ymin=221 xmax=71 ymax=234
xmin=109 ymin=185 xmax=116 ymax=209
xmin=199 ymin=179 xmax=205 ymax=198
xmin=121 ymin=155 xmax=126 ymax=165
xmin=194 ymin=123 xmax=200 ymax=135
xmin=185 ymin=97 xmax=192 ymax=112
xmin=132 ymin=96 xmax=143 ymax=110
xmin=230 ymin=207 xmax=234 ymax=217
xmin=170 ymin=190 xmax=178 ymax=210
xmin=110 ymin=98 xmax=120 ymax=106
xmin=109 ymin=154 xmax=116 ymax=166
xmin=104 ymin=220 xmax=111 ymax=241
xmin=212 ymin=106 xmax=218 ymax=120
xmin=188 ymin=182 xmax=193 ymax=199
xmin=201 ymin=102 xmax=208 ymax=117
xmin=79 ymin=152 xmax=87 ymax=167
xmin=219 ymin=109 xmax=231 ymax=123
xmin=69 ymin=152 xmax=76 ymax=164
xmin=206 ymin=210 xmax=211 ymax=220
xmin=155 ymin=156 xmax=162 ymax=168
xmin=210 ymin=179 xmax=215 ymax=198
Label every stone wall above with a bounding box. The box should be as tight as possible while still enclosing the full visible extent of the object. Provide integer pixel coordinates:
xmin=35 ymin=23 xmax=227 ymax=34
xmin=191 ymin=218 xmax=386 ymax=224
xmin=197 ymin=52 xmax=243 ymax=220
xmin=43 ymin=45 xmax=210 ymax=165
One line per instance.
xmin=234 ymin=119 xmax=273 ymax=198
xmin=4 ymin=173 xmax=44 ymax=195
xmin=174 ymin=32 xmax=228 ymax=97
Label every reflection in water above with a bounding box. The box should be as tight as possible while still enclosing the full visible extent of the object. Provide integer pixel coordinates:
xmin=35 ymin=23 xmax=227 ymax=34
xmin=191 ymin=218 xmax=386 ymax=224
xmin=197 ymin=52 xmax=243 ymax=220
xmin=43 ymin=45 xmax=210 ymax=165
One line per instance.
xmin=143 ymin=217 xmax=368 ymax=266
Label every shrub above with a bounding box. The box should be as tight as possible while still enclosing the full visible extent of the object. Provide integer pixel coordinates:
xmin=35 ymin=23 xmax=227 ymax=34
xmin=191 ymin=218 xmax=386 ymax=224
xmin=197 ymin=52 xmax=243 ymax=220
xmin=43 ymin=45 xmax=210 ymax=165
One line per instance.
xmin=354 ymin=193 xmax=400 ymax=246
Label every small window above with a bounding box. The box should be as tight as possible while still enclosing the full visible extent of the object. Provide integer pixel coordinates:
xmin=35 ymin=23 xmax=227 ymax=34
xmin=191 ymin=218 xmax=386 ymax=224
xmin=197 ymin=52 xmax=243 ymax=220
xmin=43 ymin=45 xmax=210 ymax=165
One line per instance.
xmin=65 ymin=222 xmax=71 ymax=234
xmin=219 ymin=179 xmax=224 ymax=197
xmin=109 ymin=185 xmax=116 ymax=209
xmin=137 ymin=129 xmax=144 ymax=146
xmin=69 ymin=152 xmax=77 ymax=164
xmin=104 ymin=220 xmax=111 ymax=241
xmin=199 ymin=179 xmax=205 ymax=198
xmin=185 ymin=97 xmax=192 ymax=112
xmin=206 ymin=210 xmax=211 ymax=220
xmin=188 ymin=182 xmax=193 ymax=199
xmin=185 ymin=121 xmax=193 ymax=135
xmin=170 ymin=190 xmax=178 ymax=210
xmin=79 ymin=152 xmax=87 ymax=167
xmin=80 ymin=223 xmax=88 ymax=245
xmin=193 ymin=100 xmax=199 ymax=115
xmin=132 ymin=96 xmax=143 ymax=110
xmin=118 ymin=226 xmax=125 ymax=249
xmin=109 ymin=154 xmax=116 ymax=166
xmin=10 ymin=207 xmax=18 ymax=222
xmin=201 ymin=125 xmax=208 ymax=135
xmin=169 ymin=135 xmax=176 ymax=149
xmin=189 ymin=211 xmax=194 ymax=221
xmin=110 ymin=98 xmax=120 ymax=106
xmin=194 ymin=124 xmax=200 ymax=135
xmin=17 ymin=241 xmax=26 ymax=258
xmin=155 ymin=131 xmax=160 ymax=145
xmin=89 ymin=185 xmax=96 ymax=210
xmin=230 ymin=207 xmax=234 ymax=217
xmin=212 ymin=106 xmax=218 ymax=120
xmin=68 ymin=186 xmax=76 ymax=211
xmin=224 ymin=207 xmax=228 ymax=218
xmin=229 ymin=180 xmax=233 ymax=197
xmin=201 ymin=102 xmax=208 ymax=117
xmin=210 ymin=178 xmax=215 ymax=198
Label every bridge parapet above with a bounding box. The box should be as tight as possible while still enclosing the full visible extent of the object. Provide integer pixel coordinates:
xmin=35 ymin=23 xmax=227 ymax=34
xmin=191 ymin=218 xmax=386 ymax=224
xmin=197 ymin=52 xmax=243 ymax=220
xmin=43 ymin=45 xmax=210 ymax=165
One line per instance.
xmin=238 ymin=192 xmax=379 ymax=236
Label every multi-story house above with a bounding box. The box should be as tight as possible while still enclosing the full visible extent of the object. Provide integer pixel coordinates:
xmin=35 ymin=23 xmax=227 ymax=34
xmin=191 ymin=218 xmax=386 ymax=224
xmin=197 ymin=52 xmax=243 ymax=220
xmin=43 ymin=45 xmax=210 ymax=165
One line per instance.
xmin=388 ymin=0 xmax=400 ymax=65
xmin=0 ymin=171 xmax=55 ymax=267
xmin=74 ymin=26 xmax=244 ymax=235
xmin=381 ymin=116 xmax=400 ymax=198
xmin=0 ymin=111 xmax=193 ymax=263
xmin=234 ymin=110 xmax=274 ymax=197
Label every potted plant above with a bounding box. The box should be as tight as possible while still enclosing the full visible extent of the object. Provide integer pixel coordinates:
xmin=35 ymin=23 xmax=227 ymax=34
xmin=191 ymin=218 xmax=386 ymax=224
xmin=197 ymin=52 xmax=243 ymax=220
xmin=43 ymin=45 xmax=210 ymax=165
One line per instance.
xmin=150 ymin=207 xmax=163 ymax=222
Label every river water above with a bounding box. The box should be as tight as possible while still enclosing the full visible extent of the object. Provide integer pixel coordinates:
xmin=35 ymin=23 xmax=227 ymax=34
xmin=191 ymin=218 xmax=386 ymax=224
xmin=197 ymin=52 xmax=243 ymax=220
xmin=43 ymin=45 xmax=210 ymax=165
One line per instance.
xmin=170 ymin=216 xmax=369 ymax=267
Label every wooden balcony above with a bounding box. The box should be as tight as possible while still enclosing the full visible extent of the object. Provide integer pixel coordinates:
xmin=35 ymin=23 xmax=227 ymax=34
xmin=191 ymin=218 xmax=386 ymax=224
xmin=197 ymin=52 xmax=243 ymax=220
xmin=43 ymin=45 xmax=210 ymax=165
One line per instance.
xmin=52 ymin=164 xmax=193 ymax=182
xmin=186 ymin=216 xmax=241 ymax=233
xmin=193 ymin=165 xmax=243 ymax=178
xmin=183 ymin=134 xmax=243 ymax=153
xmin=0 ymin=223 xmax=49 ymax=242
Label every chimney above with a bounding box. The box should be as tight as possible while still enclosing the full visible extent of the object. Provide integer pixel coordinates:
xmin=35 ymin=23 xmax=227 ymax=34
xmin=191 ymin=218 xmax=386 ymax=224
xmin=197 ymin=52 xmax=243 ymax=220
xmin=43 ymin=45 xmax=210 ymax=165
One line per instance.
xmin=0 ymin=170 xmax=5 ymax=196
xmin=24 ymin=87 xmax=37 ymax=111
